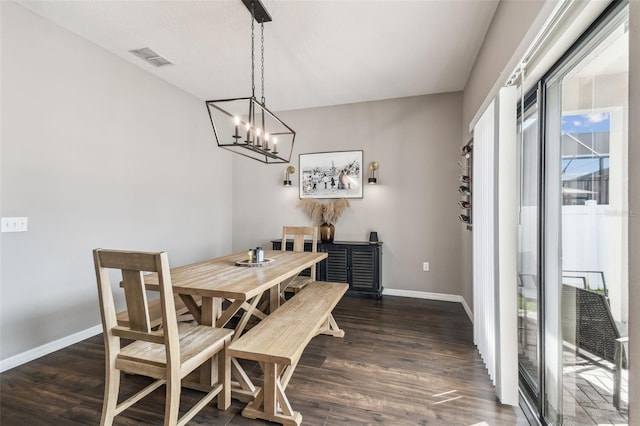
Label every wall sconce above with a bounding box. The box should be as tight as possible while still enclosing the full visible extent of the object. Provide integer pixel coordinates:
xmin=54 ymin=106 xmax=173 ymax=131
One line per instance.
xmin=284 ymin=165 xmax=295 ymax=186
xmin=368 ymin=161 xmax=379 ymax=184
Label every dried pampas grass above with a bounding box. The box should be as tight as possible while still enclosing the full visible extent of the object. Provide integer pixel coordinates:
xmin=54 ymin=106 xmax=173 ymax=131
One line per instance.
xmin=298 ymin=198 xmax=350 ymax=225
xmin=322 ymin=202 xmax=335 ymax=224
xmin=298 ymin=199 xmax=323 ymax=225
xmin=333 ymin=198 xmax=349 ymax=221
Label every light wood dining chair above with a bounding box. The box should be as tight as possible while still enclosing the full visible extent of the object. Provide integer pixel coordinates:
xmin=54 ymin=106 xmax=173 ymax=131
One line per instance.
xmin=281 ymin=226 xmax=319 ymax=294
xmin=93 ymin=249 xmax=233 ymax=426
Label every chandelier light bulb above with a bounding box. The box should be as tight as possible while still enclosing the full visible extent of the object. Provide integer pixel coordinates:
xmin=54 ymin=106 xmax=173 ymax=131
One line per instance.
xmin=245 ymin=122 xmax=252 ymax=144
xmin=232 ymin=116 xmax=242 ymax=143
xmin=263 ymin=133 xmax=271 ymax=151
xmin=255 ymin=127 xmax=262 ymax=147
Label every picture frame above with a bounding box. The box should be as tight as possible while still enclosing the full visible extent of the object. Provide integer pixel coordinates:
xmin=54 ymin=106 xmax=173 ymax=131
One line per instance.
xmin=299 ymin=150 xmax=363 ymax=199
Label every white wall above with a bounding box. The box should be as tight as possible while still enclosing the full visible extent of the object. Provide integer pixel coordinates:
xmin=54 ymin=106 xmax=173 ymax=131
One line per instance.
xmin=0 ymin=2 xmax=233 ymax=361
xmin=231 ymin=93 xmax=464 ymax=296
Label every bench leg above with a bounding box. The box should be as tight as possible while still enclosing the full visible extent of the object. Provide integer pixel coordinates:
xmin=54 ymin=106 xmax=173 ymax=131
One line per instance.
xmin=318 ymin=313 xmax=345 ymax=338
xmin=242 ymin=362 xmax=302 ymax=426
xmin=229 ymin=358 xmax=260 ymax=402
xmin=217 ymin=345 xmax=231 ymax=410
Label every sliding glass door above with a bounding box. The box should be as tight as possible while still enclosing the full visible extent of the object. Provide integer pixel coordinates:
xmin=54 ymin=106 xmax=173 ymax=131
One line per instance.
xmin=518 ymin=2 xmax=629 ymax=424
xmin=545 ymin=5 xmax=629 ymax=422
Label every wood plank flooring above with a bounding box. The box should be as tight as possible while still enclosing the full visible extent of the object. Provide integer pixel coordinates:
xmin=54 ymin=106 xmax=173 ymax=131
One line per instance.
xmin=0 ymin=295 xmax=527 ymax=425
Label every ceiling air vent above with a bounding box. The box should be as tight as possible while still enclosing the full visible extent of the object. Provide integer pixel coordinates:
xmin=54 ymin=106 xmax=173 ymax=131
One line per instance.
xmin=129 ymin=47 xmax=173 ymax=67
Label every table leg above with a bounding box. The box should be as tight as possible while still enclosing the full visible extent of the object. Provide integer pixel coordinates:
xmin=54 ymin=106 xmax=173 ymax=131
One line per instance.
xmin=233 ymin=294 xmax=263 ymax=341
xmin=269 ymin=284 xmax=281 ymax=314
xmin=178 ymin=294 xmax=202 ymax=324
xmin=199 ymin=296 xmax=219 ymax=386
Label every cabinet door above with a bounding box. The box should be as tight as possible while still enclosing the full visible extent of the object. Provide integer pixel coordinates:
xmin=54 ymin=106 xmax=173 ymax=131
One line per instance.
xmin=323 ymin=245 xmax=348 ymax=283
xmin=350 ymin=246 xmax=377 ymax=292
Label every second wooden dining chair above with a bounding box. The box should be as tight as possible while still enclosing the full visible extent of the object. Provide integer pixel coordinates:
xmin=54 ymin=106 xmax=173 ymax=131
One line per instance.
xmin=93 ymin=249 xmax=233 ymax=426
xmin=280 ymin=226 xmax=319 ymax=295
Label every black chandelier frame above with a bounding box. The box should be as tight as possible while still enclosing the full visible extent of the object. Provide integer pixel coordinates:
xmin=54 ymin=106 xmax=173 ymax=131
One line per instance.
xmin=205 ymin=0 xmax=296 ymax=164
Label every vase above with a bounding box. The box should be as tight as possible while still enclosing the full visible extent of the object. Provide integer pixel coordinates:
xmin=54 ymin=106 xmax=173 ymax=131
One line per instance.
xmin=319 ymin=223 xmax=335 ymax=242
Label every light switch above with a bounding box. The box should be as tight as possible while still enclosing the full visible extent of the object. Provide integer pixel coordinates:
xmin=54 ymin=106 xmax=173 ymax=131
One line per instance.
xmin=1 ymin=217 xmax=28 ymax=232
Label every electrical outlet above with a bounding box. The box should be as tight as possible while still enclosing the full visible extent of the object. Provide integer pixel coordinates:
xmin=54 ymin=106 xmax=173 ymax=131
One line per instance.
xmin=423 ymin=262 xmax=430 ymax=271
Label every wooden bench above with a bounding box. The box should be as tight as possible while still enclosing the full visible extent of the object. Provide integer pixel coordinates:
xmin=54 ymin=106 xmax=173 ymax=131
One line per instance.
xmin=228 ymin=281 xmax=348 ymax=426
xmin=116 ymin=294 xmax=201 ymax=328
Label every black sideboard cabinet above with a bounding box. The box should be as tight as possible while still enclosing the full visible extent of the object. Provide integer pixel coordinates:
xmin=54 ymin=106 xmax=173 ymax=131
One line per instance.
xmin=271 ymin=239 xmax=383 ymax=299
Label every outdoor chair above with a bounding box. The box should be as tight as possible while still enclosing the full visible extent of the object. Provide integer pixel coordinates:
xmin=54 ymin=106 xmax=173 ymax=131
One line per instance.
xmin=561 ymin=284 xmax=628 ymax=410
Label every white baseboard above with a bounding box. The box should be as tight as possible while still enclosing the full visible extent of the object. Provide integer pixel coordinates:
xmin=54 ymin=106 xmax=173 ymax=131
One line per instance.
xmin=459 ymin=297 xmax=473 ymax=323
xmin=382 ymin=288 xmax=474 ymax=323
xmin=0 ymin=324 xmax=103 ymax=373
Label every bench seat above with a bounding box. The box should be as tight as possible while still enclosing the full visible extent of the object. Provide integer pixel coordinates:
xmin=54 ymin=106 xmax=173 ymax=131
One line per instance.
xmin=228 ymin=281 xmax=348 ymax=425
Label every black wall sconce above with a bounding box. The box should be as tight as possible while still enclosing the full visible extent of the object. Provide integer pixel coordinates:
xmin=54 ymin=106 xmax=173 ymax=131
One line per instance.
xmin=368 ymin=161 xmax=379 ymax=184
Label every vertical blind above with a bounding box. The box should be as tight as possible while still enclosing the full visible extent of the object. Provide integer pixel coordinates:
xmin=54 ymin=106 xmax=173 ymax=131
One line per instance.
xmin=472 ymin=87 xmax=519 ymax=406
xmin=473 ymin=99 xmax=497 ymax=385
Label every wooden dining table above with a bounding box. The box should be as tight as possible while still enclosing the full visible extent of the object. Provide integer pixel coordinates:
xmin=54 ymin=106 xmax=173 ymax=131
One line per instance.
xmin=143 ymin=249 xmax=328 ymax=400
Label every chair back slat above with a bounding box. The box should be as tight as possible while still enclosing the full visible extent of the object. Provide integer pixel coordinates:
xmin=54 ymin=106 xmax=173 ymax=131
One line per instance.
xmin=281 ymin=226 xmax=318 ymax=280
xmin=122 ymin=269 xmax=152 ymax=333
xmin=292 ymin=233 xmax=305 ymax=251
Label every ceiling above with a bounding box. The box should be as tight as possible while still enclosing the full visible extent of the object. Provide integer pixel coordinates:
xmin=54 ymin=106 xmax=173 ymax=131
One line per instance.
xmin=16 ymin=0 xmax=500 ymax=112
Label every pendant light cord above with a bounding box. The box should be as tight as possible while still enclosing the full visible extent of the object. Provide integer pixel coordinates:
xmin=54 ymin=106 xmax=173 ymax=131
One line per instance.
xmin=261 ymin=22 xmax=265 ymax=105
xmin=251 ymin=2 xmax=255 ymax=98
xmin=250 ymin=3 xmax=266 ymax=105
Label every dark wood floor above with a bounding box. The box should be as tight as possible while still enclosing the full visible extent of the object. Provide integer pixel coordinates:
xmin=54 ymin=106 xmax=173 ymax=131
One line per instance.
xmin=1 ymin=295 xmax=527 ymax=425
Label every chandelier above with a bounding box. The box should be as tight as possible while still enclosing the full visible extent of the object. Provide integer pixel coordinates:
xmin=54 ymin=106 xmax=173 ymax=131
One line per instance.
xmin=205 ymin=0 xmax=295 ymax=164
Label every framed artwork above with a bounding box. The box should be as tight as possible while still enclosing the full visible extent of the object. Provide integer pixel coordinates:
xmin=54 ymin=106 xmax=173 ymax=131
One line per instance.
xmin=299 ymin=150 xmax=363 ymax=199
